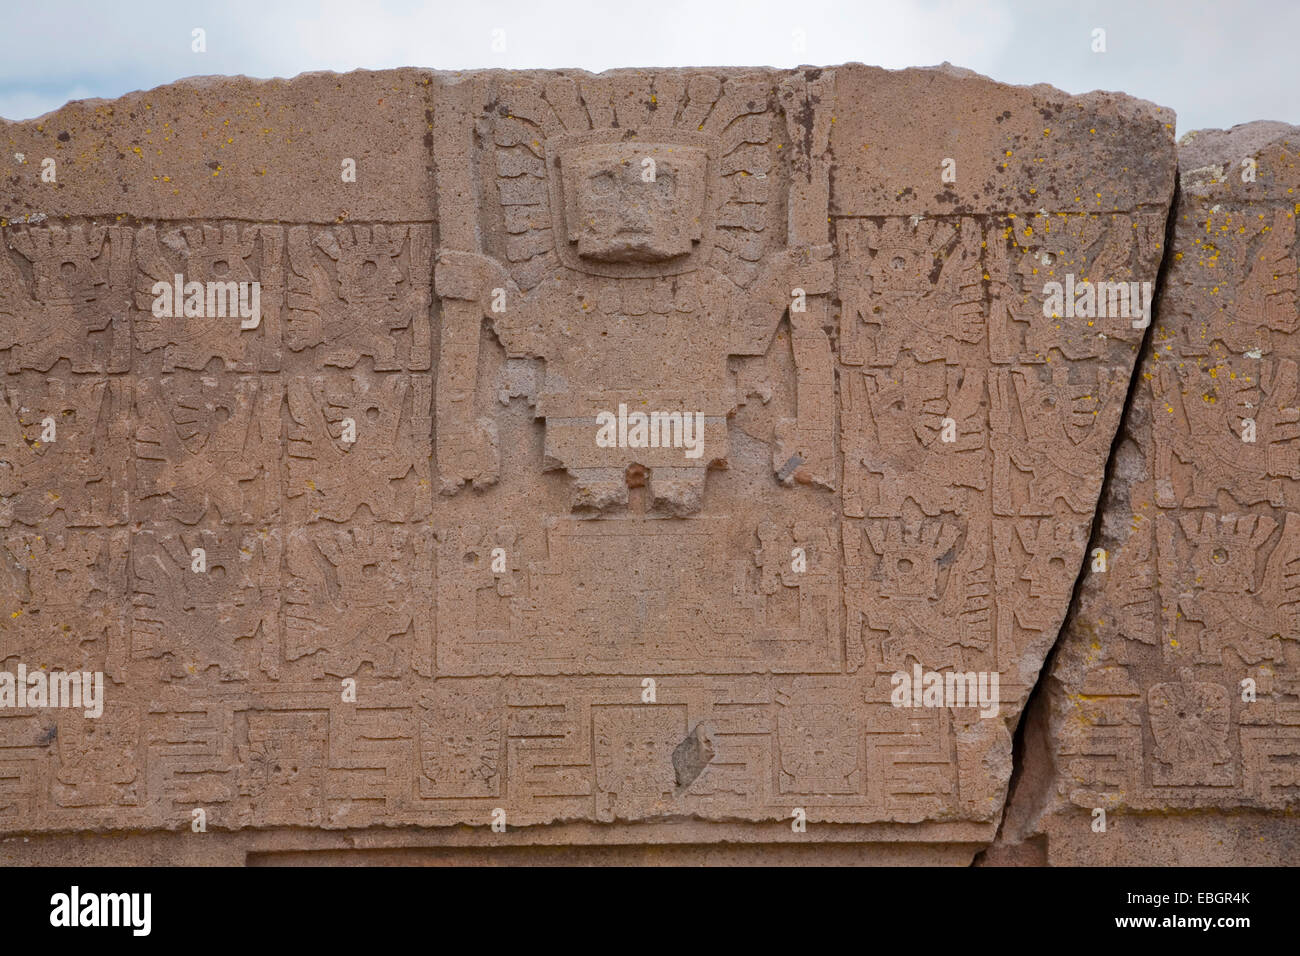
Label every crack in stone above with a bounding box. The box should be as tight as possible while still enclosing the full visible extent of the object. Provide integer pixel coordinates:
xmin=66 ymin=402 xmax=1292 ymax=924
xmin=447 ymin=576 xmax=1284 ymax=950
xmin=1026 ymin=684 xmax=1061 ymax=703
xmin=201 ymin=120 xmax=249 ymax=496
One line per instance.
xmin=977 ymin=173 xmax=1185 ymax=866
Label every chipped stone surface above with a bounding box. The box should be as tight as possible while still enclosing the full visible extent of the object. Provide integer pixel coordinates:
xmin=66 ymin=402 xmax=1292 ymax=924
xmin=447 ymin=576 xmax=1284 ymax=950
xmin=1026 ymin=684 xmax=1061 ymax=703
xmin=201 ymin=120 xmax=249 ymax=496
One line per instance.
xmin=989 ymin=122 xmax=1300 ymax=866
xmin=0 ymin=64 xmax=1177 ymax=863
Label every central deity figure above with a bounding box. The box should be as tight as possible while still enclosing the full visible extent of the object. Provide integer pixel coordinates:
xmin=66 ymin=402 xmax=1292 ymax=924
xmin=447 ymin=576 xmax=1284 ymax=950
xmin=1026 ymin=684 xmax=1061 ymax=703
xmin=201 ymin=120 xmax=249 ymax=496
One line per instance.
xmin=434 ymin=73 xmax=837 ymax=514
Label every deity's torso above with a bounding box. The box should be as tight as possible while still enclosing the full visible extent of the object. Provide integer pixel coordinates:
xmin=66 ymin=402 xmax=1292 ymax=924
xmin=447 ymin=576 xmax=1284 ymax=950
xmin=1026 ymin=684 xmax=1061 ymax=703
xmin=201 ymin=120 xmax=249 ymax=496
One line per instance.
xmin=528 ymin=267 xmax=740 ymax=421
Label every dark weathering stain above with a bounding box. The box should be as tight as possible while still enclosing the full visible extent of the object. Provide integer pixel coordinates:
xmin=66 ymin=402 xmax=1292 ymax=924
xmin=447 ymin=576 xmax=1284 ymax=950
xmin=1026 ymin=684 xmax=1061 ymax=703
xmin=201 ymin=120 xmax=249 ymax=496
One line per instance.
xmin=673 ymin=723 xmax=715 ymax=789
xmin=776 ymin=453 xmax=804 ymax=483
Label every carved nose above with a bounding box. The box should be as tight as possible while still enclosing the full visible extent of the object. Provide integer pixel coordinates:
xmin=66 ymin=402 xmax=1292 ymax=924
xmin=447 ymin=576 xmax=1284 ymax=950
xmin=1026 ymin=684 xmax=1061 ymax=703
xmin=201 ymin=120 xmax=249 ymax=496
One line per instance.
xmin=617 ymin=197 xmax=652 ymax=232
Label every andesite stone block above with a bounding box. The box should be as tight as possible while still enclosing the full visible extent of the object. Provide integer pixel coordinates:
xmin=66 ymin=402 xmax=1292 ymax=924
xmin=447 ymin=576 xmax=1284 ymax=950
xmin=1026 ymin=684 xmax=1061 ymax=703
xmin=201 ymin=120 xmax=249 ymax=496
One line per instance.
xmin=0 ymin=63 xmax=1199 ymax=864
xmin=987 ymin=122 xmax=1300 ymax=867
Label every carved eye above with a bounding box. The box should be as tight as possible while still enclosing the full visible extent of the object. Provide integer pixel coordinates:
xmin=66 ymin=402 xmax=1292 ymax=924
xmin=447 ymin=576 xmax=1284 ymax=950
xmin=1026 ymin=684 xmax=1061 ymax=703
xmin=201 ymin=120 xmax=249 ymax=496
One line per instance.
xmin=590 ymin=172 xmax=616 ymax=197
xmin=1212 ymin=548 xmax=1228 ymax=565
xmin=890 ymin=256 xmax=906 ymax=271
xmin=896 ymin=558 xmax=914 ymax=575
xmin=361 ymin=260 xmax=379 ymax=279
xmin=655 ymin=172 xmax=675 ymax=196
xmin=212 ymin=259 xmax=230 ymax=277
xmin=59 ymin=261 xmax=77 ymax=278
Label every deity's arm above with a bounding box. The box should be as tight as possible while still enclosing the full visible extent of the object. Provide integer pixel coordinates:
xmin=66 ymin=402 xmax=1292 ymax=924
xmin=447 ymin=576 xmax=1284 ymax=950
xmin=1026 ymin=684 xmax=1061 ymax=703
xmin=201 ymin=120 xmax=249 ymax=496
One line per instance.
xmin=728 ymin=245 xmax=836 ymax=488
xmin=434 ymin=250 xmax=551 ymax=491
xmin=730 ymin=245 xmax=835 ymax=355
xmin=434 ymin=250 xmax=548 ymax=358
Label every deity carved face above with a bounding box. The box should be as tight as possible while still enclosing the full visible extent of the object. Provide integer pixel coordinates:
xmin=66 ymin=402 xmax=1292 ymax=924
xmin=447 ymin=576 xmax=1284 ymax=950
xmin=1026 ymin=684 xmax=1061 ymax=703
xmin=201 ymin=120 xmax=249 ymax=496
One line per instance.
xmin=337 ymin=250 xmax=403 ymax=305
xmin=560 ymin=143 xmax=707 ymax=264
xmin=867 ymin=243 xmax=932 ymax=295
xmin=880 ymin=547 xmax=943 ymax=599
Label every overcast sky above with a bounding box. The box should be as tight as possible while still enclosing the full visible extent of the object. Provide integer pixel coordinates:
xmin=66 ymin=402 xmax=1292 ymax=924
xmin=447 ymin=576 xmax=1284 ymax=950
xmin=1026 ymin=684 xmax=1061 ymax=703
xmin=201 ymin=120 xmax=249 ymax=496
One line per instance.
xmin=1 ymin=0 xmax=1294 ymax=135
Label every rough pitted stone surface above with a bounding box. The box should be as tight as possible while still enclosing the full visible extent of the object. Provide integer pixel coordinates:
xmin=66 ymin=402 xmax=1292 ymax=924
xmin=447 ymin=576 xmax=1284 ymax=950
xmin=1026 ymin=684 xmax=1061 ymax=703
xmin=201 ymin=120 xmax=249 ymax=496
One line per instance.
xmin=989 ymin=122 xmax=1300 ymax=866
xmin=0 ymin=64 xmax=1177 ymax=864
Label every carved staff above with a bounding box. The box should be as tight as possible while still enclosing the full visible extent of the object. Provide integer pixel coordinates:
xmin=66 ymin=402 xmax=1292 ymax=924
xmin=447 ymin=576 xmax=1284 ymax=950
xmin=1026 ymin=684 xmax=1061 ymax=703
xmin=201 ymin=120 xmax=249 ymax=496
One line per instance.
xmin=432 ymin=77 xmax=498 ymax=492
xmin=778 ymin=70 xmax=836 ymax=489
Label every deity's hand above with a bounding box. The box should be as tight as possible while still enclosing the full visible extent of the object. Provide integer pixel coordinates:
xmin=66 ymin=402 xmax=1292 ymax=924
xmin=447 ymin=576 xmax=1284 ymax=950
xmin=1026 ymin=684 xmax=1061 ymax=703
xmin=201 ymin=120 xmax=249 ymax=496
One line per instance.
xmin=783 ymin=243 xmax=835 ymax=297
xmin=434 ymin=250 xmax=504 ymax=304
